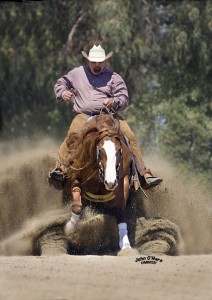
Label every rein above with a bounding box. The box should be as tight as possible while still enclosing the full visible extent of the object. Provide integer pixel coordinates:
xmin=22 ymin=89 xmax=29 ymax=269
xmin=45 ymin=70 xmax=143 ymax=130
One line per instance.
xmin=99 ymin=105 xmax=116 ymax=121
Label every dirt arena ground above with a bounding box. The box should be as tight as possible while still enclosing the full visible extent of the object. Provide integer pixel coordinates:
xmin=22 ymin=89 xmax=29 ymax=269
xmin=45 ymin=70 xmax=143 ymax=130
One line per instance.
xmin=0 ymin=138 xmax=211 ymax=300
xmin=0 ymin=254 xmax=211 ymax=300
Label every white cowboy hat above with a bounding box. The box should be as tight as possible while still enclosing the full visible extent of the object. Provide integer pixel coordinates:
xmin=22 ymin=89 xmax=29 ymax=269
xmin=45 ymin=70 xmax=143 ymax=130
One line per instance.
xmin=81 ymin=45 xmax=113 ymax=62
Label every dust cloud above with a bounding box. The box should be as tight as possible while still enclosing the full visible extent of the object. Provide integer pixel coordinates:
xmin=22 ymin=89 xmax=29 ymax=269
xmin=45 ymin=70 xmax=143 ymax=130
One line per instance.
xmin=0 ymin=137 xmax=61 ymax=239
xmin=0 ymin=137 xmax=211 ymax=255
xmin=144 ymin=155 xmax=212 ymax=254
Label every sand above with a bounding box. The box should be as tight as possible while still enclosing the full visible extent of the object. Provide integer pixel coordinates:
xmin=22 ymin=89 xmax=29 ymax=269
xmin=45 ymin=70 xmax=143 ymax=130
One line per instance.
xmin=0 ymin=255 xmax=211 ymax=300
xmin=0 ymin=138 xmax=211 ymax=300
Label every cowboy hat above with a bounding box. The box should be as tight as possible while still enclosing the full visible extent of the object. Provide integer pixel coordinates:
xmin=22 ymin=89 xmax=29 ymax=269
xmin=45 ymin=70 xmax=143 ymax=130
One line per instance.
xmin=81 ymin=45 xmax=113 ymax=62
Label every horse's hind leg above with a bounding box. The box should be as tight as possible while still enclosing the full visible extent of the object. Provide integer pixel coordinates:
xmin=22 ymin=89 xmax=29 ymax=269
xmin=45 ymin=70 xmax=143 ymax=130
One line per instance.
xmin=118 ymin=223 xmax=131 ymax=250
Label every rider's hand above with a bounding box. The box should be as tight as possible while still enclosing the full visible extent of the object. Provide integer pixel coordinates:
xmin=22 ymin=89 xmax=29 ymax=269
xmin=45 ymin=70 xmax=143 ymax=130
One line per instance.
xmin=103 ymin=98 xmax=114 ymax=108
xmin=62 ymin=90 xmax=73 ymax=102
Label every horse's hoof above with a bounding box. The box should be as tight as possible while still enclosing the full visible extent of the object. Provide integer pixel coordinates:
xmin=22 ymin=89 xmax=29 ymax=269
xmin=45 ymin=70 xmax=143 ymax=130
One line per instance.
xmin=117 ymin=247 xmax=139 ymax=256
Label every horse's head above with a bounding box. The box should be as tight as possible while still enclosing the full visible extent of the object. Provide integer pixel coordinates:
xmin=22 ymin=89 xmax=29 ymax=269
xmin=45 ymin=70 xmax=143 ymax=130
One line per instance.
xmin=97 ymin=135 xmax=122 ymax=191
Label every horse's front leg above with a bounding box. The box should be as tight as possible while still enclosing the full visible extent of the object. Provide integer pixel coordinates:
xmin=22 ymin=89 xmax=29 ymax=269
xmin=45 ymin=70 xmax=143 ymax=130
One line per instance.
xmin=65 ymin=179 xmax=82 ymax=233
xmin=115 ymin=175 xmax=131 ymax=250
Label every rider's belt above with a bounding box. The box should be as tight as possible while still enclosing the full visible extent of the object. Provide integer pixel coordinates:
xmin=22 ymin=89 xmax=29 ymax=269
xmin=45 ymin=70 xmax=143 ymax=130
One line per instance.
xmin=87 ymin=110 xmax=108 ymax=116
xmin=87 ymin=112 xmax=120 ymax=118
xmin=82 ymin=191 xmax=115 ymax=202
xmin=75 ymin=112 xmax=102 ymax=116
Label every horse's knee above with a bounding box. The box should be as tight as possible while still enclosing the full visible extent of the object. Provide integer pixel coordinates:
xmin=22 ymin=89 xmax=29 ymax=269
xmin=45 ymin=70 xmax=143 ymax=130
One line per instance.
xmin=71 ymin=203 xmax=82 ymax=215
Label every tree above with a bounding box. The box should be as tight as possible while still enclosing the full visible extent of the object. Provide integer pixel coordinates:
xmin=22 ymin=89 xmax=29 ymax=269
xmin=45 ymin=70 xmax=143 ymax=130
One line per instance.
xmin=156 ymin=1 xmax=212 ymax=181
xmin=0 ymin=0 xmax=211 ymax=185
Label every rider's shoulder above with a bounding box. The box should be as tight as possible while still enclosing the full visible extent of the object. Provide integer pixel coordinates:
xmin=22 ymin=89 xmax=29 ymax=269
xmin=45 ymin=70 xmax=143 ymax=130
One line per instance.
xmin=69 ymin=66 xmax=84 ymax=74
xmin=66 ymin=66 xmax=85 ymax=78
xmin=104 ymin=68 xmax=121 ymax=79
xmin=111 ymin=71 xmax=125 ymax=82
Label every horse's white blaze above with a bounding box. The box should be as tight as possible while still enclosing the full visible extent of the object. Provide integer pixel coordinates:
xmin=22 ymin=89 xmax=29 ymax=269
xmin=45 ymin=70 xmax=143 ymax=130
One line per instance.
xmin=102 ymin=140 xmax=117 ymax=189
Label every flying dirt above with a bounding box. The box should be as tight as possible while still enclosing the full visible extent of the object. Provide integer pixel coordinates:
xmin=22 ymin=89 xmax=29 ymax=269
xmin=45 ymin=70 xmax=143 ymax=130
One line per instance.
xmin=0 ymin=137 xmax=211 ymax=256
xmin=0 ymin=137 xmax=211 ymax=300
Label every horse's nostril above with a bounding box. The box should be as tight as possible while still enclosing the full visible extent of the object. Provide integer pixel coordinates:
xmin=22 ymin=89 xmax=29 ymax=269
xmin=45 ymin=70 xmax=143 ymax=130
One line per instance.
xmin=104 ymin=179 xmax=118 ymax=190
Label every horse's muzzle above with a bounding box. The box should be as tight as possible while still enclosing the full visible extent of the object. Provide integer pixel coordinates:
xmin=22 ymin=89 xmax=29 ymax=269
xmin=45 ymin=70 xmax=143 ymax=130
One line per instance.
xmin=104 ymin=179 xmax=118 ymax=191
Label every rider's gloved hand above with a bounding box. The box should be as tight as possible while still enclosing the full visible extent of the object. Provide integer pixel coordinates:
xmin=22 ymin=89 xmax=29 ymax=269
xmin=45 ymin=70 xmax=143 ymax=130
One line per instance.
xmin=103 ymin=98 xmax=114 ymax=108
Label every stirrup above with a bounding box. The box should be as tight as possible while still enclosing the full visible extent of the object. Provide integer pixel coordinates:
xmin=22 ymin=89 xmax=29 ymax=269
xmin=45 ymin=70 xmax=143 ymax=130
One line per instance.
xmin=145 ymin=176 xmax=163 ymax=186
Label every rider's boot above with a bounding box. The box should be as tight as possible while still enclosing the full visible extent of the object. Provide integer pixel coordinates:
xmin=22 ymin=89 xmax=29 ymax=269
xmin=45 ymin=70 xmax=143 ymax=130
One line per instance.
xmin=48 ymin=164 xmax=68 ymax=190
xmin=139 ymin=170 xmax=163 ymax=190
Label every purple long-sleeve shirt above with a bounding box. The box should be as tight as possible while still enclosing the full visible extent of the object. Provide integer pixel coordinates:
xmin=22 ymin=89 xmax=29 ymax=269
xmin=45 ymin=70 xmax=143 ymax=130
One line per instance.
xmin=54 ymin=65 xmax=129 ymax=115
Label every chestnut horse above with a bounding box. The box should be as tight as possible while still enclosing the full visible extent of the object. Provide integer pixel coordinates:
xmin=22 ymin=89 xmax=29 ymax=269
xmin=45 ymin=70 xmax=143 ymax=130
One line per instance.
xmin=64 ymin=114 xmax=132 ymax=250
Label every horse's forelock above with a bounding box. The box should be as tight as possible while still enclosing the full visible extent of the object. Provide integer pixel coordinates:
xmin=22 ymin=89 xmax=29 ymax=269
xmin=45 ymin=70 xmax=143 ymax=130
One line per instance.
xmin=95 ymin=115 xmax=119 ymax=129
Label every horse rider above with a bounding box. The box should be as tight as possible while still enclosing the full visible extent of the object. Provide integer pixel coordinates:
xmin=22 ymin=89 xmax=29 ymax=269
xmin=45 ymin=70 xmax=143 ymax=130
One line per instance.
xmin=51 ymin=45 xmax=163 ymax=189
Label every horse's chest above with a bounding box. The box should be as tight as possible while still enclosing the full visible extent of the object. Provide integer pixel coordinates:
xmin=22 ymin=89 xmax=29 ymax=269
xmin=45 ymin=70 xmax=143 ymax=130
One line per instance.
xmin=82 ymin=179 xmax=106 ymax=194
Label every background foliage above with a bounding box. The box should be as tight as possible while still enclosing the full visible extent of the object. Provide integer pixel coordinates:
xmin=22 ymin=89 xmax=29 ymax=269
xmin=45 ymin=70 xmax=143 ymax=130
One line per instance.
xmin=0 ymin=0 xmax=211 ymax=187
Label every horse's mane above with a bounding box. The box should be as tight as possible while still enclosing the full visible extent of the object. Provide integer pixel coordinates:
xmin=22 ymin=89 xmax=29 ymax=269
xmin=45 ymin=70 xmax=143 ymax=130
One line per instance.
xmin=66 ymin=115 xmax=123 ymax=183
